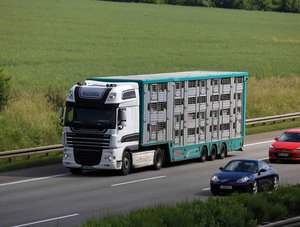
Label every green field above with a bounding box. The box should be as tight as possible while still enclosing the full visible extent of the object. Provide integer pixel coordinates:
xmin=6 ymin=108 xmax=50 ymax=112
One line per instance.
xmin=0 ymin=0 xmax=299 ymax=151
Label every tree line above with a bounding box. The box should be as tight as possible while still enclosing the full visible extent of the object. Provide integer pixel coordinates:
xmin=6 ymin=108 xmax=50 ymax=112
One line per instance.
xmin=107 ymin=0 xmax=300 ymax=13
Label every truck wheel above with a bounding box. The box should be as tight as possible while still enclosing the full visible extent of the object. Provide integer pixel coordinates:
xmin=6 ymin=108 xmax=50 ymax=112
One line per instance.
xmin=200 ymin=146 xmax=207 ymax=162
xmin=69 ymin=168 xmax=82 ymax=175
xmin=208 ymin=145 xmax=217 ymax=161
xmin=218 ymin=143 xmax=227 ymax=159
xmin=153 ymin=148 xmax=163 ymax=170
xmin=120 ymin=151 xmax=131 ymax=175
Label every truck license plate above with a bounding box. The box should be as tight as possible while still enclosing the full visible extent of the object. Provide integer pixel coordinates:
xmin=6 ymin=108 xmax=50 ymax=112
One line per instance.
xmin=82 ymin=165 xmax=94 ymax=170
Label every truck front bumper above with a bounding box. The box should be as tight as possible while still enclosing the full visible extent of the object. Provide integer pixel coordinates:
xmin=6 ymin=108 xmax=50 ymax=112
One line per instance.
xmin=62 ymin=147 xmax=123 ymax=170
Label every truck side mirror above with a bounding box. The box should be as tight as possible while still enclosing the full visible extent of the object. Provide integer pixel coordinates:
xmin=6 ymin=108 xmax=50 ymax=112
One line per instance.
xmin=118 ymin=108 xmax=127 ymax=129
xmin=58 ymin=107 xmax=65 ymax=126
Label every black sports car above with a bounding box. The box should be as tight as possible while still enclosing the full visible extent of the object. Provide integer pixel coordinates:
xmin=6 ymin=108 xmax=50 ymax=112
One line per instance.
xmin=210 ymin=159 xmax=279 ymax=195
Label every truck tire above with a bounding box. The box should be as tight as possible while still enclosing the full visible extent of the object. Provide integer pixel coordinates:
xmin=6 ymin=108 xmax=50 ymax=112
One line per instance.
xmin=208 ymin=145 xmax=217 ymax=161
xmin=217 ymin=143 xmax=227 ymax=159
xmin=199 ymin=146 xmax=207 ymax=162
xmin=69 ymin=168 xmax=83 ymax=175
xmin=153 ymin=148 xmax=163 ymax=170
xmin=120 ymin=151 xmax=131 ymax=175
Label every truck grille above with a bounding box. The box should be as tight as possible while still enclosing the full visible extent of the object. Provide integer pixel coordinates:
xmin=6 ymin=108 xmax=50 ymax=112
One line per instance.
xmin=66 ymin=132 xmax=110 ymax=166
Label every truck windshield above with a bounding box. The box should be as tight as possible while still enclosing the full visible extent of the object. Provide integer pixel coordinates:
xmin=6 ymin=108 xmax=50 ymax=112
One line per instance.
xmin=65 ymin=107 xmax=116 ymax=129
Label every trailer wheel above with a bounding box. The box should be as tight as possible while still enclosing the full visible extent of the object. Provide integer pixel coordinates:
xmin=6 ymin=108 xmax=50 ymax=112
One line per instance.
xmin=199 ymin=146 xmax=207 ymax=162
xmin=120 ymin=151 xmax=131 ymax=175
xmin=218 ymin=143 xmax=227 ymax=159
xmin=153 ymin=148 xmax=163 ymax=170
xmin=208 ymin=145 xmax=217 ymax=161
xmin=69 ymin=168 xmax=82 ymax=175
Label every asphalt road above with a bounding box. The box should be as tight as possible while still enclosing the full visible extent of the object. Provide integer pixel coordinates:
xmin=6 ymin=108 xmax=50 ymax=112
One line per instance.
xmin=1 ymin=129 xmax=300 ymax=227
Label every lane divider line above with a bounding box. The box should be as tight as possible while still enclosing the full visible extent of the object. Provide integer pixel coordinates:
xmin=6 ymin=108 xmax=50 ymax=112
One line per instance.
xmin=11 ymin=213 xmax=79 ymax=227
xmin=244 ymin=140 xmax=274 ymax=147
xmin=0 ymin=173 xmax=70 ymax=187
xmin=111 ymin=175 xmax=166 ymax=187
xmin=0 ymin=140 xmax=274 ymax=188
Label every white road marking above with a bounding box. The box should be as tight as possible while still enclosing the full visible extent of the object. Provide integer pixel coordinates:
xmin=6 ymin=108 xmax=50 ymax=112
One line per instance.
xmin=0 ymin=140 xmax=275 ymax=188
xmin=0 ymin=173 xmax=69 ymax=187
xmin=244 ymin=140 xmax=274 ymax=147
xmin=11 ymin=213 xmax=79 ymax=227
xmin=111 ymin=175 xmax=166 ymax=187
xmin=202 ymin=187 xmax=210 ymax=191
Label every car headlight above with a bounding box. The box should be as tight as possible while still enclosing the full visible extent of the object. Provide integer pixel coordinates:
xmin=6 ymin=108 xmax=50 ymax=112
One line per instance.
xmin=211 ymin=175 xmax=219 ymax=183
xmin=237 ymin=176 xmax=249 ymax=183
xmin=269 ymin=145 xmax=274 ymax=151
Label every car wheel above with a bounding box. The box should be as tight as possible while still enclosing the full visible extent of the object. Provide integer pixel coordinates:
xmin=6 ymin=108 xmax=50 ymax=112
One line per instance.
xmin=211 ymin=189 xmax=219 ymax=196
xmin=200 ymin=146 xmax=207 ymax=162
xmin=153 ymin=148 xmax=163 ymax=170
xmin=120 ymin=151 xmax=131 ymax=175
xmin=269 ymin=158 xmax=276 ymax=163
xmin=69 ymin=168 xmax=82 ymax=175
xmin=252 ymin=180 xmax=258 ymax=194
xmin=272 ymin=175 xmax=279 ymax=190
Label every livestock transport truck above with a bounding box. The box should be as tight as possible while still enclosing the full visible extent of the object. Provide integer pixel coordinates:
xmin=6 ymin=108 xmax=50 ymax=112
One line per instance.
xmin=60 ymin=71 xmax=248 ymax=175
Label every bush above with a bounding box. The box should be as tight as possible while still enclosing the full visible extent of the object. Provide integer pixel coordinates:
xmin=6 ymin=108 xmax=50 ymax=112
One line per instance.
xmin=0 ymin=69 xmax=11 ymax=111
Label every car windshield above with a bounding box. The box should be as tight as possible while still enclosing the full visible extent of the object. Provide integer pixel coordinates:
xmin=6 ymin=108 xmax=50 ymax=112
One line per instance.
xmin=65 ymin=106 xmax=116 ymax=129
xmin=223 ymin=160 xmax=258 ymax=173
xmin=278 ymin=132 xmax=300 ymax=142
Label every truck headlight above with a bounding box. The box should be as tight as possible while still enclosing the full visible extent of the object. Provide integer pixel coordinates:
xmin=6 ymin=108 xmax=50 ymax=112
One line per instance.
xmin=63 ymin=153 xmax=71 ymax=159
xmin=104 ymin=155 xmax=116 ymax=161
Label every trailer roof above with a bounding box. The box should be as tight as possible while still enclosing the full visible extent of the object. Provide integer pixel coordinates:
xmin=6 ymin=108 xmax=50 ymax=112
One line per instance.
xmin=89 ymin=71 xmax=248 ymax=84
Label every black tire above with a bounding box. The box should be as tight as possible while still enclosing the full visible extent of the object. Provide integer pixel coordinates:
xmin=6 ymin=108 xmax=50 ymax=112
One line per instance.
xmin=208 ymin=145 xmax=217 ymax=161
xmin=200 ymin=146 xmax=207 ymax=162
xmin=120 ymin=151 xmax=131 ymax=175
xmin=153 ymin=148 xmax=164 ymax=170
xmin=69 ymin=168 xmax=83 ymax=175
xmin=272 ymin=175 xmax=279 ymax=190
xmin=211 ymin=189 xmax=219 ymax=196
xmin=252 ymin=180 xmax=258 ymax=194
xmin=218 ymin=143 xmax=227 ymax=159
xmin=269 ymin=158 xmax=275 ymax=163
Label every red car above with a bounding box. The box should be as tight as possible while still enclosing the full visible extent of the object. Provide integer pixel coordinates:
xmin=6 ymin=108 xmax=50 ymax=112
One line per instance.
xmin=269 ymin=129 xmax=300 ymax=162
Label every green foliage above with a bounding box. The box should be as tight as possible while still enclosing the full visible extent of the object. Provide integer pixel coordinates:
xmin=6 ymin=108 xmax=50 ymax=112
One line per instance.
xmin=83 ymin=185 xmax=300 ymax=226
xmin=0 ymin=69 xmax=11 ymax=111
xmin=283 ymin=0 xmax=300 ymax=13
xmin=109 ymin=0 xmax=300 ymax=12
xmin=0 ymin=93 xmax=62 ymax=151
xmin=0 ymin=152 xmax=62 ymax=172
xmin=0 ymin=0 xmax=299 ymax=150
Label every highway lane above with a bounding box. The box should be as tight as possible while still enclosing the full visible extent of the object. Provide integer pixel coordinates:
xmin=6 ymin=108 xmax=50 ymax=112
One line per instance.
xmin=1 ymin=129 xmax=300 ymax=227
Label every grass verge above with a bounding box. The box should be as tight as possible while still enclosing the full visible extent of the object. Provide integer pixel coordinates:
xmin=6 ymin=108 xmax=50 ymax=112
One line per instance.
xmin=83 ymin=184 xmax=300 ymax=227
xmin=0 ymin=152 xmax=62 ymax=172
xmin=246 ymin=118 xmax=300 ymax=135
